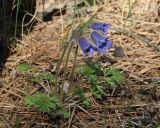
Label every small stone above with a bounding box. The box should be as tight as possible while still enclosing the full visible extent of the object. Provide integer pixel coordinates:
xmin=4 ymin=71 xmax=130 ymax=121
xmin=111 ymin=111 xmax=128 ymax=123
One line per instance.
xmin=113 ymin=46 xmax=125 ymax=58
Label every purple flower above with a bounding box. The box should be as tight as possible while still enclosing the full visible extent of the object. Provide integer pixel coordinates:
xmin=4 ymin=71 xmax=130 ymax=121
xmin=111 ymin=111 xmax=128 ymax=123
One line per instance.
xmin=78 ymin=37 xmax=96 ymax=56
xmin=91 ymin=31 xmax=112 ymax=55
xmin=91 ymin=22 xmax=110 ymax=33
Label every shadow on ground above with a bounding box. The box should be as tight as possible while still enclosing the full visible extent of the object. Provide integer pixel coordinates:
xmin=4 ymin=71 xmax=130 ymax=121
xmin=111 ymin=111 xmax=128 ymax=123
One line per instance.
xmin=0 ymin=0 xmax=69 ymax=72
xmin=0 ymin=0 xmax=37 ymax=73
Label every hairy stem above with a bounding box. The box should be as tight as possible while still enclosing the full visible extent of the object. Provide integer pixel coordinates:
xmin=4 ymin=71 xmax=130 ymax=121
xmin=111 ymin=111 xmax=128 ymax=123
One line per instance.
xmin=59 ymin=41 xmax=74 ymax=100
xmin=55 ymin=40 xmax=71 ymax=96
xmin=69 ymin=44 xmax=78 ymax=82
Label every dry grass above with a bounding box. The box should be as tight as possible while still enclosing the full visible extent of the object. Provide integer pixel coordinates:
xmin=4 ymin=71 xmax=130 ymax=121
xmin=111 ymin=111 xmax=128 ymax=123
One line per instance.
xmin=0 ymin=0 xmax=160 ymax=128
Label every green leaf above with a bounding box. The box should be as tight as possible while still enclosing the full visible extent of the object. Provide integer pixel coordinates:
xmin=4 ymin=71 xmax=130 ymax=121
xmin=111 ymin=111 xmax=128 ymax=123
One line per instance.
xmin=91 ymin=85 xmax=105 ymax=99
xmin=103 ymin=68 xmax=124 ymax=88
xmin=58 ymin=111 xmax=70 ymax=119
xmin=91 ymin=90 xmax=102 ymax=99
xmin=49 ymin=96 xmax=61 ymax=107
xmin=24 ymin=96 xmax=34 ymax=107
xmin=32 ymin=93 xmax=53 ymax=112
xmin=112 ymin=70 xmax=124 ymax=85
xmin=17 ymin=64 xmax=30 ymax=73
xmin=78 ymin=66 xmax=95 ymax=75
xmin=82 ymin=99 xmax=90 ymax=108
xmin=88 ymin=74 xmax=97 ymax=84
xmin=73 ymin=88 xmax=83 ymax=95
xmin=31 ymin=72 xmax=55 ymax=84
xmin=31 ymin=77 xmax=42 ymax=83
xmin=73 ymin=88 xmax=90 ymax=108
xmin=24 ymin=93 xmax=61 ymax=112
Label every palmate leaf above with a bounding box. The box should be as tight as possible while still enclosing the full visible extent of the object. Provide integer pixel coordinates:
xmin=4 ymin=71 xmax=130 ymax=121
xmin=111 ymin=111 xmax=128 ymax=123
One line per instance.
xmin=24 ymin=93 xmax=61 ymax=112
xmin=82 ymin=98 xmax=90 ymax=108
xmin=88 ymin=74 xmax=97 ymax=82
xmin=76 ymin=66 xmax=97 ymax=84
xmin=31 ymin=72 xmax=55 ymax=84
xmin=91 ymin=90 xmax=102 ymax=99
xmin=104 ymin=68 xmax=114 ymax=77
xmin=112 ymin=70 xmax=124 ymax=85
xmin=104 ymin=77 xmax=116 ymax=88
xmin=85 ymin=60 xmax=101 ymax=73
xmin=76 ymin=66 xmax=95 ymax=76
xmin=49 ymin=96 xmax=61 ymax=107
xmin=31 ymin=77 xmax=42 ymax=83
xmin=24 ymin=96 xmax=34 ymax=107
xmin=91 ymin=85 xmax=105 ymax=99
xmin=17 ymin=64 xmax=39 ymax=73
xmin=104 ymin=68 xmax=124 ymax=88
xmin=33 ymin=93 xmax=53 ymax=112
xmin=37 ymin=102 xmax=53 ymax=112
xmin=17 ymin=64 xmax=30 ymax=73
xmin=58 ymin=110 xmax=70 ymax=119
xmin=73 ymin=88 xmax=90 ymax=108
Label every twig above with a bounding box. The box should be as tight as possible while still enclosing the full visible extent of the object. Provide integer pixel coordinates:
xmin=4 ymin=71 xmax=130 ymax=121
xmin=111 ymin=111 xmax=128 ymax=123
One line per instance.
xmin=0 ymin=115 xmax=11 ymax=128
xmin=77 ymin=105 xmax=94 ymax=119
xmin=68 ymin=106 xmax=76 ymax=128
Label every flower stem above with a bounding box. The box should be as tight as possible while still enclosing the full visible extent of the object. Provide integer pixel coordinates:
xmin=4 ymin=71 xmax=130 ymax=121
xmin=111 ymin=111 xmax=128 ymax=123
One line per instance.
xmin=69 ymin=44 xmax=78 ymax=82
xmin=59 ymin=41 xmax=74 ymax=100
xmin=55 ymin=41 xmax=70 ymax=96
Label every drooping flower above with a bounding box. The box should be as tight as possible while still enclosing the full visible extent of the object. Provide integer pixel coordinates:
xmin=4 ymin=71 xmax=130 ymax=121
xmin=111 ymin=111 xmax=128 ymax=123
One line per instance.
xmin=91 ymin=31 xmax=112 ymax=55
xmin=78 ymin=37 xmax=96 ymax=56
xmin=91 ymin=22 xmax=110 ymax=33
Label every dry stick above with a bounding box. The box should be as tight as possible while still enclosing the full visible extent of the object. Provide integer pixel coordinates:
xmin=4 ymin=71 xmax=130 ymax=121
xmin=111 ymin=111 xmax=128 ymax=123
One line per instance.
xmin=22 ymin=0 xmax=39 ymax=27
xmin=0 ymin=116 xmax=11 ymax=128
xmin=111 ymin=26 xmax=160 ymax=52
xmin=74 ymin=114 xmax=85 ymax=126
xmin=22 ymin=12 xmax=45 ymax=40
xmin=58 ymin=0 xmax=64 ymax=35
xmin=77 ymin=105 xmax=94 ymax=119
xmin=68 ymin=106 xmax=76 ymax=128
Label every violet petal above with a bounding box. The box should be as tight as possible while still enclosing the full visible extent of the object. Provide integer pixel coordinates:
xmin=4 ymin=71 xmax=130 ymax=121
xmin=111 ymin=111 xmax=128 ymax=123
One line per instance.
xmin=78 ymin=37 xmax=95 ymax=56
xmin=91 ymin=31 xmax=112 ymax=55
xmin=91 ymin=22 xmax=110 ymax=33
